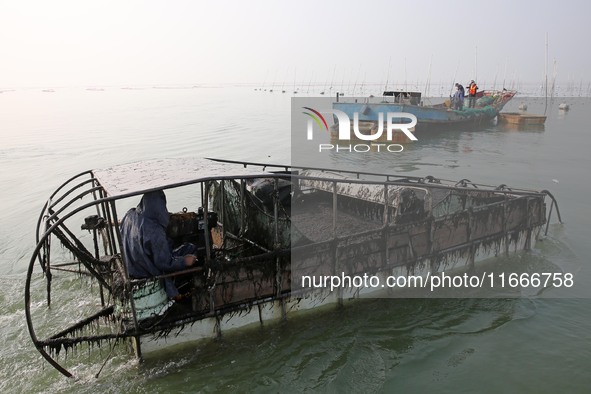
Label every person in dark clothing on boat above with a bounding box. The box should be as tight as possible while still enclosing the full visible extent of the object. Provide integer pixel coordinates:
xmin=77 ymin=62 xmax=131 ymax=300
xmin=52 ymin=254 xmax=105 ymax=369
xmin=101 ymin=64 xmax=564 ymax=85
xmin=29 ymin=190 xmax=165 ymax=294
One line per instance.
xmin=467 ymin=80 xmax=478 ymax=108
xmin=120 ymin=190 xmax=197 ymax=299
xmin=452 ymin=83 xmax=465 ymax=110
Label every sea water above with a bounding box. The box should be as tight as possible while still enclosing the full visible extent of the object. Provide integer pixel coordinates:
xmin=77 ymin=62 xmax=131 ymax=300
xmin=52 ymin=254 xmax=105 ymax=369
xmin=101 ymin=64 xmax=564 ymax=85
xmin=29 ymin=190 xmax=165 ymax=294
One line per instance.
xmin=1 ymin=87 xmax=589 ymax=392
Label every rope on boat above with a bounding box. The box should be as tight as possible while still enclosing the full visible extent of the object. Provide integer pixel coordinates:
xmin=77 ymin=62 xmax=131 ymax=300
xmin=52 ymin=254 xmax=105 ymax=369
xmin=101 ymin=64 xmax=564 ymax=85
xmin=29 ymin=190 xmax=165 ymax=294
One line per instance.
xmin=418 ymin=175 xmax=441 ymax=184
xmin=454 ymin=179 xmax=479 ymax=188
xmin=495 ymin=184 xmax=512 ymax=191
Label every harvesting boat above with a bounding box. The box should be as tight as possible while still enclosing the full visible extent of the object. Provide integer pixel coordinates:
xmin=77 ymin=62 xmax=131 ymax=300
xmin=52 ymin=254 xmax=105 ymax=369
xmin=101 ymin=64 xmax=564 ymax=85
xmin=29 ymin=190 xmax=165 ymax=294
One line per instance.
xmin=498 ymin=112 xmax=547 ymax=127
xmin=332 ymin=90 xmax=516 ymax=136
xmin=25 ymin=158 xmax=561 ymax=377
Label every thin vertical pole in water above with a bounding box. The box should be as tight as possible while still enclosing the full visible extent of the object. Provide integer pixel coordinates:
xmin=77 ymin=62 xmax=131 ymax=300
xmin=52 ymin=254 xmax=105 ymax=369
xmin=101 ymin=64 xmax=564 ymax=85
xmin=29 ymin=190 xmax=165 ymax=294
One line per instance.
xmin=281 ymin=66 xmax=288 ymax=93
xmin=544 ymin=33 xmax=549 ymax=115
xmin=331 ymin=65 xmax=336 ymax=92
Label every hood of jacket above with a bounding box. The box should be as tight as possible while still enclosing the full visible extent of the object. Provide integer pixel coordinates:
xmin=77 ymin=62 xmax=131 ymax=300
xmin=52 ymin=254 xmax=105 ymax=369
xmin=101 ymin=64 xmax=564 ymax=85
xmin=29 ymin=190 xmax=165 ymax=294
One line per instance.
xmin=137 ymin=190 xmax=169 ymax=229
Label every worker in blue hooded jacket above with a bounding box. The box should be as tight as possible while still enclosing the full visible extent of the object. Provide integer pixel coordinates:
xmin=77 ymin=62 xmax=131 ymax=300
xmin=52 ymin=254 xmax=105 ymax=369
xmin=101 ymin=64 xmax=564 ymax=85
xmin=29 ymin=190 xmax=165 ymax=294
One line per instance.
xmin=120 ymin=190 xmax=197 ymax=299
xmin=452 ymin=83 xmax=465 ymax=110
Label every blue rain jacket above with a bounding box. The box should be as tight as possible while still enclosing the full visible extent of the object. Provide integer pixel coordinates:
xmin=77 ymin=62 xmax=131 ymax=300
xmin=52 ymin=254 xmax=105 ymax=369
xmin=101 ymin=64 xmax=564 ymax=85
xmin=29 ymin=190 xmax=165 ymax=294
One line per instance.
xmin=120 ymin=191 xmax=186 ymax=298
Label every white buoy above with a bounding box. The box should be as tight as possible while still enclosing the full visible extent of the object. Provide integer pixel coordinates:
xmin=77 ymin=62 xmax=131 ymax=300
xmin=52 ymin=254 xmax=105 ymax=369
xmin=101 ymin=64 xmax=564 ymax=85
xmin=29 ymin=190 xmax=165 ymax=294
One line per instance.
xmin=518 ymin=103 xmax=528 ymax=111
xmin=559 ymin=103 xmax=570 ymax=111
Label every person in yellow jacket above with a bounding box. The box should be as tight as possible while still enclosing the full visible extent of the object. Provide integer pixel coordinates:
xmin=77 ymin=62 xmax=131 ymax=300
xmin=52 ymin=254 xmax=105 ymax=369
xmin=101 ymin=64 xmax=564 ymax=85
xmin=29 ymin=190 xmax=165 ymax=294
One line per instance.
xmin=467 ymin=80 xmax=478 ymax=108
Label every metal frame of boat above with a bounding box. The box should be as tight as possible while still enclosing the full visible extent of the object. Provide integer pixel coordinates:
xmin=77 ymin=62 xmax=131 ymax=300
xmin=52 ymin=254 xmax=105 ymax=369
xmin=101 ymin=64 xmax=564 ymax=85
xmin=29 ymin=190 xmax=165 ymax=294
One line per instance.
xmin=25 ymin=158 xmax=562 ymax=378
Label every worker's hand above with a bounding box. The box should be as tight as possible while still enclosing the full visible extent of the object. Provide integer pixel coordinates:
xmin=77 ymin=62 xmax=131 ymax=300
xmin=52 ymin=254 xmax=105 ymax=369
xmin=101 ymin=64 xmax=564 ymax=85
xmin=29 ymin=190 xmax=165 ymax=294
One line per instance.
xmin=184 ymin=254 xmax=197 ymax=267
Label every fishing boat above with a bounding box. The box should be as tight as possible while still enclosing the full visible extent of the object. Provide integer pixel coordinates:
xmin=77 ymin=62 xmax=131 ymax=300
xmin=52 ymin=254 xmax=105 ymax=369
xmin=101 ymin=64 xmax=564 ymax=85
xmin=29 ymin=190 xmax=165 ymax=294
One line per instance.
xmin=332 ymin=89 xmax=516 ymax=136
xmin=25 ymin=158 xmax=561 ymax=377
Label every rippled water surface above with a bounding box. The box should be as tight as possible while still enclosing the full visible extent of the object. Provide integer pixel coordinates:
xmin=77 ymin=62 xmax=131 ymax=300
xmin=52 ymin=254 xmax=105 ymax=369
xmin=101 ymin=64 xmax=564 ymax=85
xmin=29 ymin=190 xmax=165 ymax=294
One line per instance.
xmin=1 ymin=88 xmax=589 ymax=392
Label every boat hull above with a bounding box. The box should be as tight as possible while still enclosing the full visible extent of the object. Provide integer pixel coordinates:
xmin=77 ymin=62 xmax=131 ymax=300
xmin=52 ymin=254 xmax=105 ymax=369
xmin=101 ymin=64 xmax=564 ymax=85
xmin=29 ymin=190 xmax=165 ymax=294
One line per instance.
xmin=139 ymin=224 xmax=540 ymax=354
xmin=499 ymin=112 xmax=547 ymax=126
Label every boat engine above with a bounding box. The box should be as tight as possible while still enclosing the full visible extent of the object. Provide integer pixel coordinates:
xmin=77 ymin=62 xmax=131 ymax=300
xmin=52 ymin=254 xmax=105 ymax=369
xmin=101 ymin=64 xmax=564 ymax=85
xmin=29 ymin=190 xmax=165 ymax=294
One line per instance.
xmin=167 ymin=207 xmax=218 ymax=260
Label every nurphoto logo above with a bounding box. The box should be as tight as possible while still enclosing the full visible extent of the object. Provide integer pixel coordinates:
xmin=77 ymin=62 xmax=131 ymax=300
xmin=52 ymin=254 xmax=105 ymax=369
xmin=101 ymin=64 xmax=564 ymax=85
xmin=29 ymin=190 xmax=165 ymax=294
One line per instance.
xmin=302 ymin=107 xmax=418 ymax=152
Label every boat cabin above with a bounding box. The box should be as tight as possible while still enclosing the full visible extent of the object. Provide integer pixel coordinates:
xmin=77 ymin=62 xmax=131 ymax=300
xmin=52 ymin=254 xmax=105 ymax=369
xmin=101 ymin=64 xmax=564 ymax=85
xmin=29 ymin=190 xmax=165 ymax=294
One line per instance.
xmin=382 ymin=90 xmax=422 ymax=105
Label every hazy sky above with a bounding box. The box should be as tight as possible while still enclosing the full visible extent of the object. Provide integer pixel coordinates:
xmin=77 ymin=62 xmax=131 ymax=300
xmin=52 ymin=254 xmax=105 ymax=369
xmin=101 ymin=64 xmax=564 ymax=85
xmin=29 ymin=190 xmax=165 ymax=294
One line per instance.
xmin=1 ymin=0 xmax=589 ymax=87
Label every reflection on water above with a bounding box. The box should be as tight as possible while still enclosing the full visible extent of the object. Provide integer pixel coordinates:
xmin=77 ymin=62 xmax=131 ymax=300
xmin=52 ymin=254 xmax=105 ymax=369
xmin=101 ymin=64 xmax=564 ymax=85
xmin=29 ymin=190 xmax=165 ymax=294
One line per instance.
xmin=498 ymin=123 xmax=546 ymax=132
xmin=106 ymin=297 xmax=525 ymax=392
xmin=557 ymin=108 xmax=570 ymax=120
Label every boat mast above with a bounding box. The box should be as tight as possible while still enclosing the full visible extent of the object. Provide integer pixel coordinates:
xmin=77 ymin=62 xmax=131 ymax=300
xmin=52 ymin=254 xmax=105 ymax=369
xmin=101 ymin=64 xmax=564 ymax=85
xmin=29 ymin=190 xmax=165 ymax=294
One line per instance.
xmin=474 ymin=45 xmax=478 ymax=82
xmin=321 ymin=66 xmax=329 ymax=95
xmin=360 ymin=71 xmax=366 ymax=96
xmin=424 ymin=55 xmax=433 ymax=100
xmin=493 ymin=64 xmax=498 ymax=91
xmin=449 ymin=60 xmax=459 ymax=97
xmin=384 ymin=57 xmax=391 ymax=92
xmin=550 ymin=59 xmax=557 ymax=101
xmin=502 ymin=57 xmax=508 ymax=90
xmin=352 ymin=63 xmax=361 ymax=96
xmin=404 ymin=57 xmax=407 ymax=92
